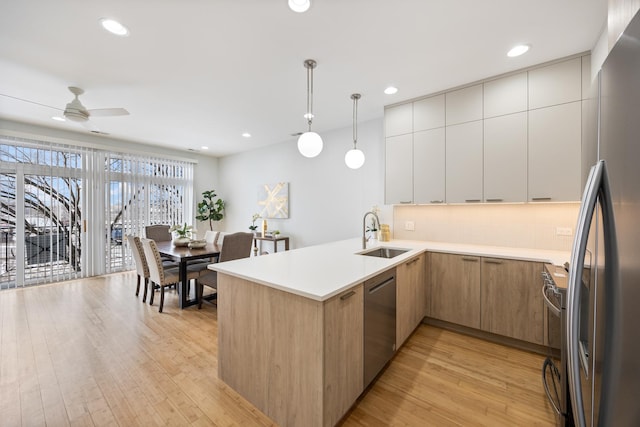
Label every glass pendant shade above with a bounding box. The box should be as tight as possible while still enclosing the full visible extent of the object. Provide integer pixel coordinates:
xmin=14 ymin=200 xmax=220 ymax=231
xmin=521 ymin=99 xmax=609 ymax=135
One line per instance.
xmin=345 ymin=148 xmax=365 ymax=169
xmin=298 ymin=131 xmax=323 ymax=158
xmin=288 ymin=0 xmax=311 ymax=13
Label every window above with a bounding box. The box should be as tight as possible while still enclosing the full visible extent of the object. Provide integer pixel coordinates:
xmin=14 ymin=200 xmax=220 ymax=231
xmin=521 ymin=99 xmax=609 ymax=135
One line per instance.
xmin=0 ymin=136 xmax=194 ymax=289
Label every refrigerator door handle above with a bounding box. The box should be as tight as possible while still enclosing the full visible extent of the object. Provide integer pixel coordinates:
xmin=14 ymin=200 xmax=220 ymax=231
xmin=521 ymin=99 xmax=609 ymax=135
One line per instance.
xmin=567 ymin=160 xmax=604 ymax=427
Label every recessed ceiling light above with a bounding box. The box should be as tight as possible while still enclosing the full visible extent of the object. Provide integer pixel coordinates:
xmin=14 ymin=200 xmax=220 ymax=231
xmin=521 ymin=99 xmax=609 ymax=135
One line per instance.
xmin=100 ymin=18 xmax=129 ymax=36
xmin=201 ymin=146 xmax=209 ymax=150
xmin=51 ymin=116 xmax=65 ymax=122
xmin=242 ymin=132 xmax=252 ymax=138
xmin=507 ymin=44 xmax=530 ymax=57
xmin=288 ymin=0 xmax=311 ymax=13
xmin=384 ymin=86 xmax=398 ymax=95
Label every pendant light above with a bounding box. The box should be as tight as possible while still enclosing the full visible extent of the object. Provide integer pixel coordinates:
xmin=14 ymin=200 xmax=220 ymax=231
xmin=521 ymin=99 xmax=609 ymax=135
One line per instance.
xmin=297 ymin=59 xmax=323 ymax=158
xmin=345 ymin=93 xmax=365 ymax=169
xmin=288 ymin=0 xmax=311 ymax=13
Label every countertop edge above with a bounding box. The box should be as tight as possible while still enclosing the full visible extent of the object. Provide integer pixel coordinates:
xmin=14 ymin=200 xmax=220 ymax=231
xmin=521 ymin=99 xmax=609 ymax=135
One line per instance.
xmin=210 ymin=239 xmax=570 ymax=302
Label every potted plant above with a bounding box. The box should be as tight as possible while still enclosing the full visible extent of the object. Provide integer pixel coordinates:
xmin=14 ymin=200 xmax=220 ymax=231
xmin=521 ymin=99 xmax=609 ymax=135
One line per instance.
xmin=169 ymin=223 xmax=192 ymax=246
xmin=196 ymin=190 xmax=225 ymax=231
xmin=248 ymin=213 xmax=260 ymax=235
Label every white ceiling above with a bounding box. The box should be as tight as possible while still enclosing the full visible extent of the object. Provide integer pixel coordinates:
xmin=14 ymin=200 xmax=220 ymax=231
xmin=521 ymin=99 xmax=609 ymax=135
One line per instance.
xmin=0 ymin=0 xmax=607 ymax=157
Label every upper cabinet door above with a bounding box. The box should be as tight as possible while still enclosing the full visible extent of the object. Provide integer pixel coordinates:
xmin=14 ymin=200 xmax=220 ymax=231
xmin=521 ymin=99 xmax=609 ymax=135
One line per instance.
xmin=484 ymin=112 xmax=527 ymax=202
xmin=581 ymin=55 xmax=592 ymax=100
xmin=446 ymin=84 xmax=483 ymax=126
xmin=446 ymin=121 xmax=483 ymax=203
xmin=385 ymin=103 xmax=413 ymax=137
xmin=385 ymin=134 xmax=413 ymax=204
xmin=528 ymin=58 xmax=581 ymax=109
xmin=413 ymin=94 xmax=445 ymax=132
xmin=483 ymin=72 xmax=527 ymax=118
xmin=414 ymin=128 xmax=446 ymax=204
xmin=528 ymin=102 xmax=582 ymax=202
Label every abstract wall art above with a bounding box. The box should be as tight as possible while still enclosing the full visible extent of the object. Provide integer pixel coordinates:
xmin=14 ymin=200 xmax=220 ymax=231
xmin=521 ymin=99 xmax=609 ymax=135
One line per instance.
xmin=258 ymin=182 xmax=289 ymax=219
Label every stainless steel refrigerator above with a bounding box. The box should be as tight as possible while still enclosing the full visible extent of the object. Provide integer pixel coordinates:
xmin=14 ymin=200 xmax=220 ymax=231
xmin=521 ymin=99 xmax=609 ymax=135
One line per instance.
xmin=566 ymin=9 xmax=640 ymax=427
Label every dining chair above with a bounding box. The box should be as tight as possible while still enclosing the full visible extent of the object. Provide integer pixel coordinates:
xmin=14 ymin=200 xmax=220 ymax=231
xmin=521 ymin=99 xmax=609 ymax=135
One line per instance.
xmin=126 ymin=235 xmax=148 ymax=299
xmin=141 ymin=238 xmax=200 ymax=313
xmin=144 ymin=224 xmax=180 ymax=267
xmin=197 ymin=232 xmax=254 ymax=309
xmin=144 ymin=224 xmax=172 ymax=242
xmin=204 ymin=230 xmax=219 ymax=244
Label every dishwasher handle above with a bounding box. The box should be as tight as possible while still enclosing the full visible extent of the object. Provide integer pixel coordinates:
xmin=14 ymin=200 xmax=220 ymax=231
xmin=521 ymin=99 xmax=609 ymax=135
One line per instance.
xmin=368 ymin=276 xmax=395 ymax=294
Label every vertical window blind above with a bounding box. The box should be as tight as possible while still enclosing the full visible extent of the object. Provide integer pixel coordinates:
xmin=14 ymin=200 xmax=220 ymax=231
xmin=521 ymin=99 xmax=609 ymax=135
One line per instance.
xmin=0 ymin=135 xmax=194 ymax=289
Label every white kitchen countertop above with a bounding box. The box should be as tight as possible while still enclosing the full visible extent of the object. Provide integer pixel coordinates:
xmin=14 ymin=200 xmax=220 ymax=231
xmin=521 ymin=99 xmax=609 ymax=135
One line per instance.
xmin=209 ymin=238 xmax=570 ymax=302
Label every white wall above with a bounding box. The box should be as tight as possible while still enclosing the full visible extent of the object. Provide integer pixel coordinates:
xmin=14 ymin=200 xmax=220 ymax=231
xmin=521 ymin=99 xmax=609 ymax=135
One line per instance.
xmin=217 ymin=118 xmax=389 ymax=249
xmin=192 ymin=155 xmax=221 ymax=237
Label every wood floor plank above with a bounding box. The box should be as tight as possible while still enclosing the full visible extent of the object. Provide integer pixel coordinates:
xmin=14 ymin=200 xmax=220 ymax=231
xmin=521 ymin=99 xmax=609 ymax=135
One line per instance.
xmin=0 ymin=271 xmax=555 ymax=426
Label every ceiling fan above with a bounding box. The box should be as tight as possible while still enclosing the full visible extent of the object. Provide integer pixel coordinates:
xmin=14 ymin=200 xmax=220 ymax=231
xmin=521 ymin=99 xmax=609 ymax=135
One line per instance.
xmin=63 ymin=86 xmax=129 ymax=122
xmin=1 ymin=86 xmax=129 ymax=134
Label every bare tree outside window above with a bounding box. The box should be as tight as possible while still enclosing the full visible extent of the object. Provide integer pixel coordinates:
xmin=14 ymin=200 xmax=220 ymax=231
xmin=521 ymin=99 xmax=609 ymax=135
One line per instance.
xmin=0 ymin=139 xmax=193 ymax=289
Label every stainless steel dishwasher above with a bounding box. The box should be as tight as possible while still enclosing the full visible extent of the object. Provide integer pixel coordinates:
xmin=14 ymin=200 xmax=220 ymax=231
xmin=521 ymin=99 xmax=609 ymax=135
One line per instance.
xmin=364 ymin=268 xmax=397 ymax=387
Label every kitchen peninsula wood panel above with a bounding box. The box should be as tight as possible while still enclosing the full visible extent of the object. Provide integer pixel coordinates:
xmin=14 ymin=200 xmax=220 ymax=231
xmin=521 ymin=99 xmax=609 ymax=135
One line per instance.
xmin=217 ymin=273 xmax=364 ymax=427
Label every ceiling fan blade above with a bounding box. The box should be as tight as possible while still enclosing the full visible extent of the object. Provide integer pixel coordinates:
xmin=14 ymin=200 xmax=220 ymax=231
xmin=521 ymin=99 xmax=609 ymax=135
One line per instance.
xmin=0 ymin=93 xmax=63 ymax=111
xmin=80 ymin=120 xmax=101 ymax=132
xmin=87 ymin=108 xmax=129 ymax=117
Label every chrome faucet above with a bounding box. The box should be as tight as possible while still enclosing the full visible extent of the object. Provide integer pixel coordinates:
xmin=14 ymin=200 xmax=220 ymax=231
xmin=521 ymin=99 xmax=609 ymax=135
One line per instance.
xmin=362 ymin=211 xmax=381 ymax=250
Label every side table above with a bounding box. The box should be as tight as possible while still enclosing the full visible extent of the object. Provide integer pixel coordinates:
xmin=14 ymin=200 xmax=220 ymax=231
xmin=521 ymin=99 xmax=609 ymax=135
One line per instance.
xmin=253 ymin=235 xmax=290 ymax=255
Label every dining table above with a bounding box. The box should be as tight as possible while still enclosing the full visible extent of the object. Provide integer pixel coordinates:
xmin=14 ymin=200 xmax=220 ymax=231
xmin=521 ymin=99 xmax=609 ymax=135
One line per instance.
xmin=155 ymin=240 xmax=221 ymax=308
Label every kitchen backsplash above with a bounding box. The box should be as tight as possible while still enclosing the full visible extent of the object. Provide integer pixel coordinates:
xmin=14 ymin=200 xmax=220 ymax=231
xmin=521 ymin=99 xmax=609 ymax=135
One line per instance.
xmin=393 ymin=203 xmax=580 ymax=251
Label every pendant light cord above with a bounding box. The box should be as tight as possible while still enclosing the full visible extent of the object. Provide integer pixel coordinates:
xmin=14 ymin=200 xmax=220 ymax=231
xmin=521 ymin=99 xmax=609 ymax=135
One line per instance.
xmin=353 ymin=95 xmax=358 ymax=148
xmin=351 ymin=93 xmax=361 ymax=149
xmin=306 ymin=63 xmax=314 ymax=130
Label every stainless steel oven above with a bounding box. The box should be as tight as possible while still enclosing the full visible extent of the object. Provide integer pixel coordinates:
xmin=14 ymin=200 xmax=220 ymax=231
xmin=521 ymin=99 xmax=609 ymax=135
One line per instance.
xmin=542 ymin=263 xmax=574 ymax=427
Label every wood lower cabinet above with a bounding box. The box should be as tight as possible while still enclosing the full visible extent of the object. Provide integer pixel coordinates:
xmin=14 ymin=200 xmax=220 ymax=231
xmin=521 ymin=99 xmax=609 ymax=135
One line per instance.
xmin=429 ymin=253 xmax=481 ymax=329
xmin=323 ymin=284 xmax=364 ymax=426
xmin=396 ymin=253 xmax=426 ymax=347
xmin=429 ymin=253 xmax=546 ymax=347
xmin=480 ymin=258 xmax=544 ymax=345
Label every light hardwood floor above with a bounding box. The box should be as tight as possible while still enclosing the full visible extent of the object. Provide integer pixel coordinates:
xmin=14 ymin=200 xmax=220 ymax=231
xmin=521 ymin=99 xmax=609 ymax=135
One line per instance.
xmin=0 ymin=272 xmax=556 ymax=426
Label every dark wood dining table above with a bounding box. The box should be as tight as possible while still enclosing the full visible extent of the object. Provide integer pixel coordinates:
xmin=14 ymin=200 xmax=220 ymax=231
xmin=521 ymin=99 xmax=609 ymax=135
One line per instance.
xmin=155 ymin=241 xmax=221 ymax=308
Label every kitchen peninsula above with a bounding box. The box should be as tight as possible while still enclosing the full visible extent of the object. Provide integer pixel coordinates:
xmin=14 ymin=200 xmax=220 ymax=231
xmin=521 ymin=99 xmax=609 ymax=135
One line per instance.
xmin=209 ymin=238 xmax=569 ymax=427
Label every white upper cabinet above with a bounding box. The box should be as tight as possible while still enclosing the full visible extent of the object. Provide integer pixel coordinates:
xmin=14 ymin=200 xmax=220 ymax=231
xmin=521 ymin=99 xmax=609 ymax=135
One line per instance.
xmin=413 ymin=94 xmax=445 ymax=132
xmin=414 ymin=128 xmax=446 ymax=204
xmin=384 ymin=54 xmax=587 ymax=205
xmin=528 ymin=58 xmax=581 ymax=109
xmin=528 ymin=102 xmax=582 ymax=201
xmin=484 ymin=112 xmax=527 ymax=202
xmin=385 ymin=134 xmax=414 ymax=204
xmin=446 ymin=84 xmax=483 ymax=126
xmin=483 ymin=72 xmax=527 ymax=118
xmin=385 ymin=103 xmax=413 ymax=137
xmin=582 ymin=55 xmax=592 ymax=100
xmin=446 ymin=121 xmax=483 ymax=203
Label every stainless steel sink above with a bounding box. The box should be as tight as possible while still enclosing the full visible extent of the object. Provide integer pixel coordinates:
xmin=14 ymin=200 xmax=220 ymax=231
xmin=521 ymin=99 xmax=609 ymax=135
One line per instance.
xmin=359 ymin=247 xmax=410 ymax=259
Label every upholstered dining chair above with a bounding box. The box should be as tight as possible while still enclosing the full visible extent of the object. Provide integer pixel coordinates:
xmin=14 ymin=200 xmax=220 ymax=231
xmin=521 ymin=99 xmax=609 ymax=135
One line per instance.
xmin=204 ymin=230 xmax=219 ymax=244
xmin=144 ymin=224 xmax=180 ymax=267
xmin=144 ymin=224 xmax=172 ymax=242
xmin=126 ymin=235 xmax=148 ymax=299
xmin=197 ymin=232 xmax=254 ymax=309
xmin=141 ymin=238 xmax=200 ymax=313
